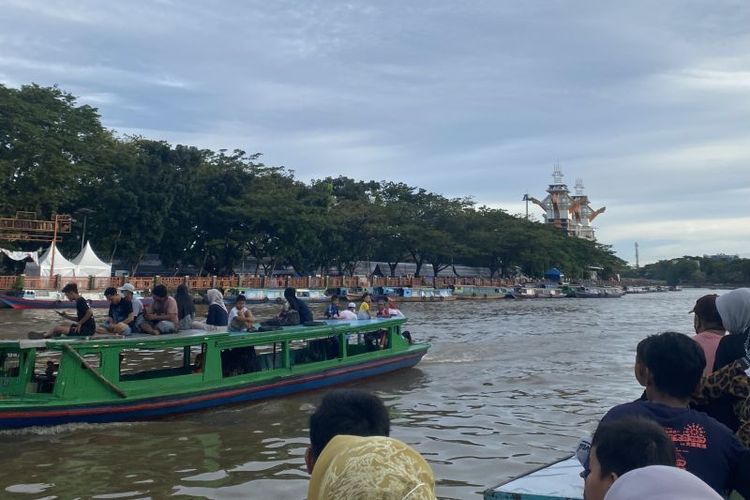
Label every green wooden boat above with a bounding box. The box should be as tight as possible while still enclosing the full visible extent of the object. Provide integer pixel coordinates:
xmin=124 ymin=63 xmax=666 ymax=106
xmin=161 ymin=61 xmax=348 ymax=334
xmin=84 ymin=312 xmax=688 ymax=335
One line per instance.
xmin=0 ymin=318 xmax=428 ymax=429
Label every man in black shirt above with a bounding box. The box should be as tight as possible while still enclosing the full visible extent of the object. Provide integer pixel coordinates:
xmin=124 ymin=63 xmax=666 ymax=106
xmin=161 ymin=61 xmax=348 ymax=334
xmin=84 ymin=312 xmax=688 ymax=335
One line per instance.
xmin=45 ymin=283 xmax=96 ymax=338
xmin=96 ymin=287 xmax=134 ymax=335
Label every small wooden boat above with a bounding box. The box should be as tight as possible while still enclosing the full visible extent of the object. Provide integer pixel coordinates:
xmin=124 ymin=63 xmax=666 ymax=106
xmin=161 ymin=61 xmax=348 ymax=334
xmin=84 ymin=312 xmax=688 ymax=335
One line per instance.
xmin=484 ymin=455 xmax=582 ymax=500
xmin=0 ymin=318 xmax=427 ymax=429
xmin=0 ymin=290 xmax=153 ymax=309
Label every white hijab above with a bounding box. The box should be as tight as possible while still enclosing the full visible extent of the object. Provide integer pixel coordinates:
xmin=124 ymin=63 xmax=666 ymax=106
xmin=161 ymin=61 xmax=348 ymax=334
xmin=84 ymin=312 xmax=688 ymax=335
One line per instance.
xmin=715 ymin=288 xmax=750 ymax=334
xmin=604 ymin=465 xmax=721 ymax=500
xmin=206 ymin=289 xmax=228 ymax=313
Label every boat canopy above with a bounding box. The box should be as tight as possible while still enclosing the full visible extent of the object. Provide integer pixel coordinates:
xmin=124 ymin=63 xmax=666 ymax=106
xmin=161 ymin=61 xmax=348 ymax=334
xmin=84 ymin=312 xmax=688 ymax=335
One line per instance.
xmin=24 ymin=242 xmax=76 ymax=277
xmin=71 ymin=241 xmax=112 ymax=277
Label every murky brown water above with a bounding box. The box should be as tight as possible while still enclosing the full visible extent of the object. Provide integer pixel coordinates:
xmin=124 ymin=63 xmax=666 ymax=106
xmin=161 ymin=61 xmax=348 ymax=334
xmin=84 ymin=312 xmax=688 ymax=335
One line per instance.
xmin=0 ymin=289 xmax=717 ymax=499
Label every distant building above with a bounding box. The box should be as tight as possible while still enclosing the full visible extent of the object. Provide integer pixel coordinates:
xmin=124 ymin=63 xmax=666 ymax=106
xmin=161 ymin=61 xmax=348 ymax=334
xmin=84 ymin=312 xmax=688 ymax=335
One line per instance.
xmin=528 ymin=166 xmax=606 ymax=241
xmin=703 ymin=253 xmax=739 ymax=261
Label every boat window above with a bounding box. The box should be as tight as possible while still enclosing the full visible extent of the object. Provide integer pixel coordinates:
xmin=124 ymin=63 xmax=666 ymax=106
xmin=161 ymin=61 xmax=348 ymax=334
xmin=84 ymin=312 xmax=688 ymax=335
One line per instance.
xmin=221 ymin=344 xmax=280 ymax=377
xmin=119 ymin=344 xmax=205 ymax=381
xmin=0 ymin=349 xmax=21 ymax=378
xmin=289 ymin=335 xmax=341 ymax=366
xmin=346 ymin=329 xmax=390 ymax=356
xmin=32 ymin=349 xmax=61 ymax=393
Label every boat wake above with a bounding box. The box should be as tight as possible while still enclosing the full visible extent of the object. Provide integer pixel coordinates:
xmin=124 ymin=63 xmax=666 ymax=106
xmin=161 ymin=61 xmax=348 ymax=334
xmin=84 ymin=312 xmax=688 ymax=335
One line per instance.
xmin=0 ymin=420 xmax=143 ymax=436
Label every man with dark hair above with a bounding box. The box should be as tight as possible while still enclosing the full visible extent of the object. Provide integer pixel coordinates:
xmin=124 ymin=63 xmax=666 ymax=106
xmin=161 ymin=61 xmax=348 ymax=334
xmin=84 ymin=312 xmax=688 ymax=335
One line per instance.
xmin=96 ymin=286 xmax=134 ymax=335
xmin=583 ymin=418 xmax=676 ymax=500
xmin=305 ymin=389 xmax=390 ymax=474
xmin=691 ymin=294 xmax=725 ymax=376
xmin=601 ymin=332 xmax=750 ymax=497
xmin=140 ymin=284 xmax=179 ymax=335
xmin=45 ymin=283 xmax=96 ymax=338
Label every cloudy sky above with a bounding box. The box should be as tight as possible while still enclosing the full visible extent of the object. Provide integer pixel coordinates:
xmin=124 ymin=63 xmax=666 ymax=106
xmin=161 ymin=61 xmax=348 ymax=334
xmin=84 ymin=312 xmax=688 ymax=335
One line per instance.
xmin=2 ymin=1 xmax=749 ymax=264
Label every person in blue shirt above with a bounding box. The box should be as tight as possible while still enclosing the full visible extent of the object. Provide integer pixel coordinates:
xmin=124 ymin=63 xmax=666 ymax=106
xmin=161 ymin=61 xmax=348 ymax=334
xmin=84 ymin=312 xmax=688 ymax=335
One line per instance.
xmin=324 ymin=295 xmax=340 ymax=319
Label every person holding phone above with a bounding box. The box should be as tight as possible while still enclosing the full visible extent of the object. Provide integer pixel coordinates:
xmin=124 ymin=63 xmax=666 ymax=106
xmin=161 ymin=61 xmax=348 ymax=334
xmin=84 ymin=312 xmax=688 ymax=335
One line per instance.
xmin=45 ymin=283 xmax=96 ymax=338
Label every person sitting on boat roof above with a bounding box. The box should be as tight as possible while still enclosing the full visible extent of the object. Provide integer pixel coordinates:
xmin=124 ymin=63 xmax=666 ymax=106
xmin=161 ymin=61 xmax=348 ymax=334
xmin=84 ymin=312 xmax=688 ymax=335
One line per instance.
xmin=307 ymin=435 xmax=436 ymax=500
xmin=45 ymin=283 xmax=96 ymax=338
xmin=358 ymin=292 xmax=372 ymax=319
xmin=324 ymin=295 xmax=340 ymax=319
xmin=375 ymin=300 xmax=391 ymax=318
xmin=96 ymin=286 xmax=134 ymax=335
xmin=387 ymin=297 xmax=405 ymax=318
xmin=581 ymin=417 xmax=677 ymax=500
xmin=600 ymin=332 xmax=750 ymax=497
xmin=228 ymin=295 xmax=255 ymax=332
xmin=118 ymin=283 xmax=145 ymax=333
xmin=305 ymin=389 xmax=391 ymax=475
xmin=690 ymin=294 xmax=725 ymax=376
xmin=139 ymin=284 xmax=179 ymax=335
xmin=175 ymin=284 xmax=196 ymax=331
xmin=332 ymin=300 xmax=358 ymax=320
xmin=205 ymin=288 xmax=228 ymax=331
xmin=284 ymin=287 xmax=313 ymax=324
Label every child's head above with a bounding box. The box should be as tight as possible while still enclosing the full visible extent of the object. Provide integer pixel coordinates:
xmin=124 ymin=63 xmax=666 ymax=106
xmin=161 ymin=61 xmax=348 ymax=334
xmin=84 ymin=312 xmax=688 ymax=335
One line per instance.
xmin=584 ymin=418 xmax=676 ymax=500
xmin=235 ymin=295 xmax=247 ymax=308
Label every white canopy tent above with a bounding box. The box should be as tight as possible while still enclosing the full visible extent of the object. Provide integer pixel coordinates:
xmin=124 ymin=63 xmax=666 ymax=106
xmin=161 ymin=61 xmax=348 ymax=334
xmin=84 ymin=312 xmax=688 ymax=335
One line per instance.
xmin=71 ymin=241 xmax=112 ymax=277
xmin=24 ymin=242 xmax=77 ymax=277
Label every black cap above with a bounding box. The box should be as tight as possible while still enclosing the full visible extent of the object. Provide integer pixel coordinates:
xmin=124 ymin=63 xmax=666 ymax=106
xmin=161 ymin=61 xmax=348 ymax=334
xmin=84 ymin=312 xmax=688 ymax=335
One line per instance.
xmin=104 ymin=287 xmax=118 ymax=297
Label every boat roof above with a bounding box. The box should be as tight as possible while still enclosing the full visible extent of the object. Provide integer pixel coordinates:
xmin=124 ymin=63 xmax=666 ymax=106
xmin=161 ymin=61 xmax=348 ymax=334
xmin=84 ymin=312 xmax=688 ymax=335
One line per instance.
xmin=483 ymin=456 xmax=582 ymax=500
xmin=1 ymin=318 xmax=407 ymax=350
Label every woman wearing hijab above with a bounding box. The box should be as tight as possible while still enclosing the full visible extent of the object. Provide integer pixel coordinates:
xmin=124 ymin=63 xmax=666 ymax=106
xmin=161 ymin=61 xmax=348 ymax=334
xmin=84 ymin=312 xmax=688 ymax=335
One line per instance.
xmin=205 ymin=288 xmax=228 ymax=331
xmin=603 ymin=465 xmax=721 ymax=500
xmin=307 ymin=435 xmax=436 ymax=500
xmin=714 ymin=288 xmax=750 ymax=371
xmin=175 ymin=284 xmax=196 ymax=330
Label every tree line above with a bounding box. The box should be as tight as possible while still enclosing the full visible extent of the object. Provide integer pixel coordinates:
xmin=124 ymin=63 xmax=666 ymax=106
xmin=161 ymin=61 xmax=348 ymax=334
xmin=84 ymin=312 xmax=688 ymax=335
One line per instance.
xmin=624 ymin=256 xmax=750 ymax=286
xmin=0 ymin=83 xmax=625 ymax=278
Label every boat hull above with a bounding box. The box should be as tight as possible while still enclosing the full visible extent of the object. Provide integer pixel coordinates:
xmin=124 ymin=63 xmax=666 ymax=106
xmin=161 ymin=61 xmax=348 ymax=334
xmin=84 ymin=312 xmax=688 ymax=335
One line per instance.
xmin=0 ymin=349 xmax=426 ymax=429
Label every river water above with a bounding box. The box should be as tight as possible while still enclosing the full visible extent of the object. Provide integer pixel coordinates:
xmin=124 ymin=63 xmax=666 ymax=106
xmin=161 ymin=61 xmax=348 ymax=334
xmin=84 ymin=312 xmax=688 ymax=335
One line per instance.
xmin=0 ymin=288 xmax=718 ymax=499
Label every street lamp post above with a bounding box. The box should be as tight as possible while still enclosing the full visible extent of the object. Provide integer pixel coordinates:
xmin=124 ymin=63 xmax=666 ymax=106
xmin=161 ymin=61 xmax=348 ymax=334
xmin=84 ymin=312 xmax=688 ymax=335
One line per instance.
xmin=76 ymin=208 xmax=95 ymax=251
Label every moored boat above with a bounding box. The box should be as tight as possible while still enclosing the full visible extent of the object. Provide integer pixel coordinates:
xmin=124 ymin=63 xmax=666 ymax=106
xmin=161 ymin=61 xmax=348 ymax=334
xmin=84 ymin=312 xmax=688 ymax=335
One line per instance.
xmin=451 ymin=285 xmax=511 ymax=300
xmin=0 ymin=289 xmax=153 ymax=309
xmin=0 ymin=317 xmax=427 ymax=429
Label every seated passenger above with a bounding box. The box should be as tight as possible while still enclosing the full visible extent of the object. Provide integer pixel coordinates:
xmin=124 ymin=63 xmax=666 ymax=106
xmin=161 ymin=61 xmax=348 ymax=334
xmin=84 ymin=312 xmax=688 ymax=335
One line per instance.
xmin=175 ymin=284 xmax=196 ymax=330
xmin=46 ymin=283 xmax=96 ymax=338
xmin=307 ymin=435 xmax=436 ymax=500
xmin=285 ymin=287 xmax=313 ymax=324
xmin=118 ymin=283 xmax=145 ymax=332
xmin=96 ymin=287 xmax=134 ymax=335
xmin=306 ymin=389 xmax=391 ymax=474
xmin=228 ymin=295 xmax=255 ymax=332
xmin=205 ymin=288 xmax=228 ymax=331
xmin=582 ymin=417 xmax=677 ymax=500
xmin=324 ymin=295 xmax=340 ymax=319
xmin=603 ymin=466 xmax=721 ymax=500
xmin=375 ymin=300 xmax=391 ymax=318
xmin=335 ymin=301 xmax=358 ymax=320
xmin=358 ymin=292 xmax=372 ymax=319
xmin=600 ymin=332 xmax=750 ymax=497
xmin=140 ymin=284 xmax=179 ymax=335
